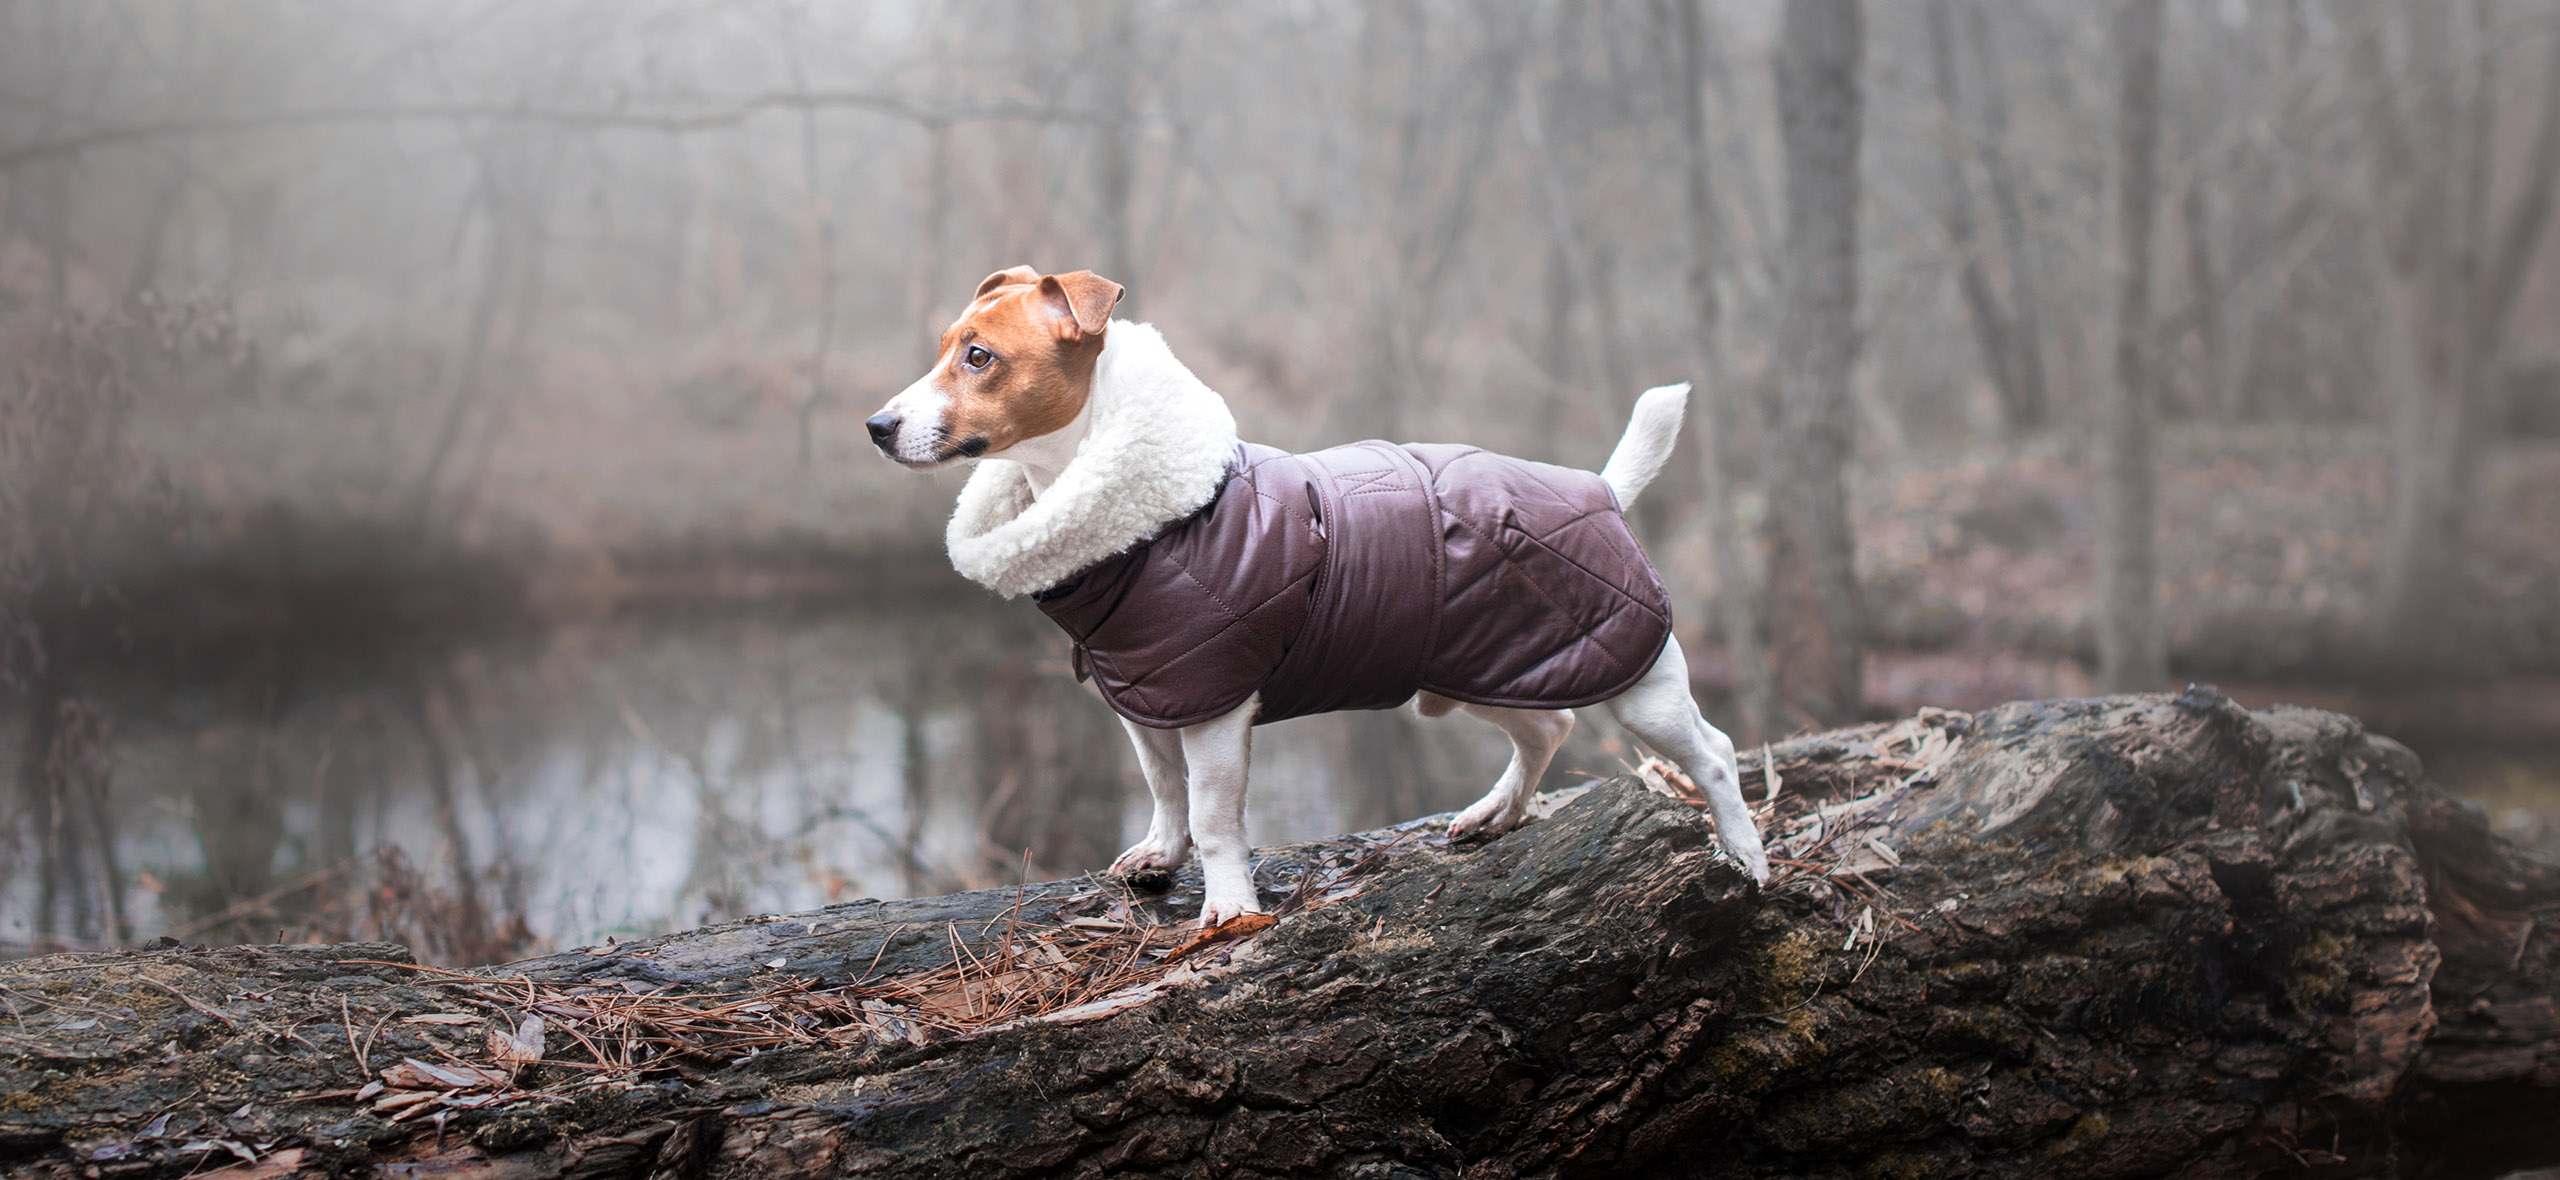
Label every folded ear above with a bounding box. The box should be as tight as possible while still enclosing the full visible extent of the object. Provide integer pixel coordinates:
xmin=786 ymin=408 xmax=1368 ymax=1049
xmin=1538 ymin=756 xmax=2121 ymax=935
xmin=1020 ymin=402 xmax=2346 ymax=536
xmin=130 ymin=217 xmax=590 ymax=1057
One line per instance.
xmin=975 ymin=265 xmax=1041 ymax=298
xmin=1037 ymin=270 xmax=1124 ymax=340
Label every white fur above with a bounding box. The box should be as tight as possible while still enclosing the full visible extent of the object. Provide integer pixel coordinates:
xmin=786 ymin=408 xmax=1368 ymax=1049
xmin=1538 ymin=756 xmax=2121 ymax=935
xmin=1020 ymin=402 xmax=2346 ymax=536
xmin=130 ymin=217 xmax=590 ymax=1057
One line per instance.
xmin=1111 ymin=717 xmax=1191 ymax=873
xmin=944 ymin=322 xmax=1239 ymax=598
xmin=1599 ymin=382 xmax=1690 ymax=509
xmin=1446 ymin=703 xmax=1576 ymax=841
xmin=875 ymin=374 xmax=954 ymax=466
xmin=1599 ymin=635 xmax=1767 ymax=880
xmin=1177 ymin=696 xmax=1260 ymax=925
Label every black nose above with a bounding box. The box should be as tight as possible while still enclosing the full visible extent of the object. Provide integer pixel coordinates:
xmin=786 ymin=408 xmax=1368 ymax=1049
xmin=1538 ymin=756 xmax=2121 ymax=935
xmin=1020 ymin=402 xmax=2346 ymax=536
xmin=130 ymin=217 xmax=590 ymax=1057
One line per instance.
xmin=865 ymin=413 xmax=901 ymax=449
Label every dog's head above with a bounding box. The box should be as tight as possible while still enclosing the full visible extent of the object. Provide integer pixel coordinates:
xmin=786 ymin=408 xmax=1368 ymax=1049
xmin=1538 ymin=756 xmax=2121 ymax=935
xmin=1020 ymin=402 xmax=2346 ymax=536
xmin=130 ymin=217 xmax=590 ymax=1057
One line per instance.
xmin=866 ymin=265 xmax=1124 ymax=468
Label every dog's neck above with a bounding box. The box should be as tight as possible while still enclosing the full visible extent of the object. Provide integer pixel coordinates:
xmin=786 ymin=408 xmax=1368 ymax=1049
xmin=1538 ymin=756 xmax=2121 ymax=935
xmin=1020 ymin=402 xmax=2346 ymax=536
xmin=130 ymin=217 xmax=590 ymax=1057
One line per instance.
xmin=945 ymin=321 xmax=1239 ymax=598
xmin=1005 ymin=400 xmax=1093 ymax=497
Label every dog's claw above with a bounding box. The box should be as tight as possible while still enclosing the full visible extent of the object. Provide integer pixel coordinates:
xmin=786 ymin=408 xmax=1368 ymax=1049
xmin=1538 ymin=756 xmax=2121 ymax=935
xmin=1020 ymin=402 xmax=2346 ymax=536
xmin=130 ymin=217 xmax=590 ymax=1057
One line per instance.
xmin=1110 ymin=838 xmax=1188 ymax=875
xmin=1198 ymin=896 xmax=1261 ymax=928
xmin=1447 ymin=803 xmax=1526 ymax=844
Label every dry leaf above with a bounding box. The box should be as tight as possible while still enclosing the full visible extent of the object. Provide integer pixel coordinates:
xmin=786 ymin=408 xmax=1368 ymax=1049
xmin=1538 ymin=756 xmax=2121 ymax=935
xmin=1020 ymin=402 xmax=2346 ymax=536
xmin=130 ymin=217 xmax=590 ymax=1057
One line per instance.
xmin=371 ymin=1090 xmax=439 ymax=1113
xmin=486 ymin=1016 xmax=544 ymax=1070
xmin=1162 ymin=912 xmax=1277 ymax=963
xmin=197 ymin=1146 xmax=305 ymax=1180
xmin=384 ymin=1057 xmax=509 ymax=1091
xmin=400 ymin=1013 xmax=480 ymax=1026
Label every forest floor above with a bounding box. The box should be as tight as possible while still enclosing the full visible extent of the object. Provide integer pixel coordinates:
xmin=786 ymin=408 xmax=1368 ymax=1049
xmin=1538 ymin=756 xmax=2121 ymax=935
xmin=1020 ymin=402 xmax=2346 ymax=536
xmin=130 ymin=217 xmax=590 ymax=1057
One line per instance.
xmin=1849 ymin=423 xmax=2560 ymax=684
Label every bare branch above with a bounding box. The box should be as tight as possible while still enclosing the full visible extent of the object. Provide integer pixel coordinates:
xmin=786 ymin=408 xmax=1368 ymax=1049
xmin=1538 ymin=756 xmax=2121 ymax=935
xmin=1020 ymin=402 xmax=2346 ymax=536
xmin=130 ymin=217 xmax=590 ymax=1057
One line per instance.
xmin=2481 ymin=23 xmax=2560 ymax=334
xmin=0 ymin=92 xmax=1107 ymax=172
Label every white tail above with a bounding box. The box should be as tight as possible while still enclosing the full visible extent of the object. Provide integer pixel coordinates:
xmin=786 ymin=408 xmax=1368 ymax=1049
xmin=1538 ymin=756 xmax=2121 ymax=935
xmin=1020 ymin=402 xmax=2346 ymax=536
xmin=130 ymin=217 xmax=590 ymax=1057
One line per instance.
xmin=1598 ymin=382 xmax=1690 ymax=508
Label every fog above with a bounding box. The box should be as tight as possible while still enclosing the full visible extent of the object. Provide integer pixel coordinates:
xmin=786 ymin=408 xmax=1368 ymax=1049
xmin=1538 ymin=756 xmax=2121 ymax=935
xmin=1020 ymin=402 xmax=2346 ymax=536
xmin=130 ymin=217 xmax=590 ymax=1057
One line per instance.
xmin=3 ymin=0 xmax=2556 ymax=960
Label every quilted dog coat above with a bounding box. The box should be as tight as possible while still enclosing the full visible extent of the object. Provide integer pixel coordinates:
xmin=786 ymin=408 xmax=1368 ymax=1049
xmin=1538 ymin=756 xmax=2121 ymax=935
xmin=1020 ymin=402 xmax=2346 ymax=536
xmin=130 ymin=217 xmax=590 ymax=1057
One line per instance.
xmin=941 ymin=321 xmax=1671 ymax=730
xmin=1032 ymin=440 xmax=1672 ymax=728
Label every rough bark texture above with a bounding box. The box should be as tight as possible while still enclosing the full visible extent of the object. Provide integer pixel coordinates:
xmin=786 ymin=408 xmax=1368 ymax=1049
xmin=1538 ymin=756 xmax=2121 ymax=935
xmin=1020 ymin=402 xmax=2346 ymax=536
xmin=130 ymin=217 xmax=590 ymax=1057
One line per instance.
xmin=5 ymin=691 xmax=2559 ymax=1179
xmin=1765 ymin=0 xmax=1866 ymax=729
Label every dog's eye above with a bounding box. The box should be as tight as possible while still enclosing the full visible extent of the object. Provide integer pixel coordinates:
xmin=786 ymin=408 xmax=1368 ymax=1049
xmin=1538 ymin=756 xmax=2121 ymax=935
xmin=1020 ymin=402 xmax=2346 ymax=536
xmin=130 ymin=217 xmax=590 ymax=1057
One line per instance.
xmin=962 ymin=345 xmax=994 ymax=371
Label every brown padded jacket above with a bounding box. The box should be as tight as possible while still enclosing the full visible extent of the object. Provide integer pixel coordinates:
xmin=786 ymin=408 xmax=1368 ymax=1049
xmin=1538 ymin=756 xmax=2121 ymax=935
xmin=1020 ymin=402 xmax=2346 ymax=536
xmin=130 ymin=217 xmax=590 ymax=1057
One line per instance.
xmin=1033 ymin=440 xmax=1672 ymax=729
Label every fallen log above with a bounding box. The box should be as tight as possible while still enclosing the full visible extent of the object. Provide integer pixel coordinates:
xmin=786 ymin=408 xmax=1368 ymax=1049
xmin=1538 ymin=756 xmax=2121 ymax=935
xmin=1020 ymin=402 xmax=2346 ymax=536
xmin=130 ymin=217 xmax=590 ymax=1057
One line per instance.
xmin=2 ymin=689 xmax=2554 ymax=1179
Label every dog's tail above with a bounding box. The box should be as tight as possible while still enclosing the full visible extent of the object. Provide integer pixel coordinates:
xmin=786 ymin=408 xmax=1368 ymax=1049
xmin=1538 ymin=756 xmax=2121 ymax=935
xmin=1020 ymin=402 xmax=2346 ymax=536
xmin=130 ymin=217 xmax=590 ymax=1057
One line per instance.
xmin=1599 ymin=382 xmax=1689 ymax=509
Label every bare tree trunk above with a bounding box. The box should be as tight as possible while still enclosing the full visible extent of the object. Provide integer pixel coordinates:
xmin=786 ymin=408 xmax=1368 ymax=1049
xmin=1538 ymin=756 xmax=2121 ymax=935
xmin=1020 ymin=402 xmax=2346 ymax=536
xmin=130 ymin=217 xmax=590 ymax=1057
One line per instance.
xmin=1924 ymin=0 xmax=2029 ymax=437
xmin=791 ymin=49 xmax=841 ymax=472
xmin=1765 ymin=0 xmax=1865 ymax=728
xmin=913 ymin=121 xmax=953 ymax=365
xmin=2096 ymin=0 xmax=2168 ymax=694
xmin=1962 ymin=0 xmax=2051 ymax=433
xmin=2365 ymin=8 xmax=2560 ymax=667
xmin=1085 ymin=0 xmax=1138 ymax=312
xmin=403 ymin=159 xmax=516 ymax=538
xmin=1518 ymin=36 xmax=1628 ymax=430
xmin=2183 ymin=178 xmax=2230 ymax=419
xmin=1669 ymin=0 xmax=1772 ymax=744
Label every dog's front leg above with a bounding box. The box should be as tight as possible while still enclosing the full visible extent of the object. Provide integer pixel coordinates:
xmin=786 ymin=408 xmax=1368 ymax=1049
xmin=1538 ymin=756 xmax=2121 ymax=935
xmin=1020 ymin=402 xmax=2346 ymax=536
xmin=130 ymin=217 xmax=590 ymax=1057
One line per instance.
xmin=1179 ymin=697 xmax=1260 ymax=925
xmin=1110 ymin=718 xmax=1191 ymax=875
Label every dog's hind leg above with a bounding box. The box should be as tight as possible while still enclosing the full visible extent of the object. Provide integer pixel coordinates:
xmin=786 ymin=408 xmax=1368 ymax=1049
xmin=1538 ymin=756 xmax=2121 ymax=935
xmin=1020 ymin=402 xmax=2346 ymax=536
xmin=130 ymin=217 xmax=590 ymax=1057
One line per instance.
xmin=1447 ymin=704 xmax=1574 ymax=842
xmin=1603 ymin=635 xmax=1770 ymax=882
xmin=1180 ymin=698 xmax=1262 ymax=925
xmin=1110 ymin=717 xmax=1191 ymax=876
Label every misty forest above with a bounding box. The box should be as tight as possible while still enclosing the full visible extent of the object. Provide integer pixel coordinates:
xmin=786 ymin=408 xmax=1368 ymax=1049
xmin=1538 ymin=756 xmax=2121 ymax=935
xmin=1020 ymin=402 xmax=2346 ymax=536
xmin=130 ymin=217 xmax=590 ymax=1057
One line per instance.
xmin=3 ymin=1 xmax=2560 ymax=1176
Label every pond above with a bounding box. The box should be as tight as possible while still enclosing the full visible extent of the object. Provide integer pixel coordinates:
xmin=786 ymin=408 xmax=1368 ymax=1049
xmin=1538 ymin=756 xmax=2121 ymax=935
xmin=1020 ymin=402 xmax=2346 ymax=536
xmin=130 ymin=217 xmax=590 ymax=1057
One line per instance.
xmin=5 ymin=579 xmax=2553 ymax=964
xmin=0 ymin=589 xmax=1618 ymax=962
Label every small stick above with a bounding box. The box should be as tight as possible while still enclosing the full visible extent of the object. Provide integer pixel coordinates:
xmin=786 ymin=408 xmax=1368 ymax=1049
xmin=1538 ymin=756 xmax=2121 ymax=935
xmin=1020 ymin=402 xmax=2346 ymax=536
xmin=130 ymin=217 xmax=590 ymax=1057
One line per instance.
xmin=137 ymin=978 xmax=238 ymax=1029
xmin=359 ymin=1013 xmax=392 ymax=1073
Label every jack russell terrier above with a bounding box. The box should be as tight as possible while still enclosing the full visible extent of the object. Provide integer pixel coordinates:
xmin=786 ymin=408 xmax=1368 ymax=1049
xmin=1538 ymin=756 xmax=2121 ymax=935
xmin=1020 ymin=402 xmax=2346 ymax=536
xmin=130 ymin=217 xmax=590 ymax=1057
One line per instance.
xmin=868 ymin=266 xmax=1768 ymax=925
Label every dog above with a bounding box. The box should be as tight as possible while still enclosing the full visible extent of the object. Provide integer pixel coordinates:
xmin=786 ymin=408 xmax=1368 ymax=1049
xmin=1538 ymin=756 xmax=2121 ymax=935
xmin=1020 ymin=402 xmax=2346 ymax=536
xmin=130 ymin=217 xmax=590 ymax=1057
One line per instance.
xmin=868 ymin=266 xmax=1768 ymax=925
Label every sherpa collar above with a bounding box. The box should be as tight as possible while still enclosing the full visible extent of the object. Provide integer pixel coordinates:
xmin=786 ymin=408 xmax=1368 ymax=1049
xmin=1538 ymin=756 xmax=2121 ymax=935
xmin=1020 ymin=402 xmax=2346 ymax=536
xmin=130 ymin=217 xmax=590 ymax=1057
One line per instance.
xmin=945 ymin=321 xmax=1240 ymax=598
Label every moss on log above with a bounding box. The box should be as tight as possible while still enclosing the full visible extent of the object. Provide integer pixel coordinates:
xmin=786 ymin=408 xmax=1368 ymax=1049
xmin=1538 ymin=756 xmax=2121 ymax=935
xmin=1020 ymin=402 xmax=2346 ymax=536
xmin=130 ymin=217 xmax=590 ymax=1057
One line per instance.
xmin=3 ymin=690 xmax=2555 ymax=1179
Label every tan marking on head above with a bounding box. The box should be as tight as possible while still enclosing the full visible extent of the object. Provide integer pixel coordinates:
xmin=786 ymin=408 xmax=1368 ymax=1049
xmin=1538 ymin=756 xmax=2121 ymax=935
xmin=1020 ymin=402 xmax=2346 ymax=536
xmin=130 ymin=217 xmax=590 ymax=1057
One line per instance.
xmin=927 ymin=267 xmax=1125 ymax=457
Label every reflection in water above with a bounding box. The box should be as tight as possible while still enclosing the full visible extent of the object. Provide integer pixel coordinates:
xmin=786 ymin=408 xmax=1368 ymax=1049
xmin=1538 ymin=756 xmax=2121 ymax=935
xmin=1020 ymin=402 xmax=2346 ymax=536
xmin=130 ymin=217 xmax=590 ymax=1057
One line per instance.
xmin=21 ymin=588 xmax=2552 ymax=964
xmin=4 ymin=595 xmax=1627 ymax=961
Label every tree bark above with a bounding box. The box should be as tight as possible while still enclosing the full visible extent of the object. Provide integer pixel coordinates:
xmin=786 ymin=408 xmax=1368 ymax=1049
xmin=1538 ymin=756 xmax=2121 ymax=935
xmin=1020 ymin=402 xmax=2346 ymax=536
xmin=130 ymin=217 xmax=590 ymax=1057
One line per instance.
xmin=2182 ymin=178 xmax=2229 ymax=421
xmin=1960 ymin=0 xmax=2052 ymax=434
xmin=2096 ymin=0 xmax=2169 ymax=695
xmin=1924 ymin=0 xmax=2031 ymax=438
xmin=1668 ymin=0 xmax=1773 ymax=746
xmin=5 ymin=692 xmax=2559 ymax=1179
xmin=2366 ymin=8 xmax=2560 ymax=667
xmin=1765 ymin=0 xmax=1866 ymax=729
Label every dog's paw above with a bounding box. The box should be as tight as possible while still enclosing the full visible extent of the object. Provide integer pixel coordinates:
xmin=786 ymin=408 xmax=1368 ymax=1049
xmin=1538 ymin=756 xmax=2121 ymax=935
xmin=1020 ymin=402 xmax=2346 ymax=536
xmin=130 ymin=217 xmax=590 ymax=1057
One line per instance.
xmin=1447 ymin=799 xmax=1526 ymax=844
xmin=1111 ymin=835 xmax=1188 ymax=893
xmin=1197 ymin=891 xmax=1263 ymax=929
xmin=1110 ymin=835 xmax=1190 ymax=880
xmin=1727 ymin=840 xmax=1771 ymax=885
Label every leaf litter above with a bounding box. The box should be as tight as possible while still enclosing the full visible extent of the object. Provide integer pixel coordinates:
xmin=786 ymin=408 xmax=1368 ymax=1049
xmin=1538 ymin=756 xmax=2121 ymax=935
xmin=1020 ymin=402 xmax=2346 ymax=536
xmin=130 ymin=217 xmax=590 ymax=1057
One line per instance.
xmin=328 ymin=843 xmax=1395 ymax=1123
xmin=1636 ymin=706 xmax=1973 ymax=949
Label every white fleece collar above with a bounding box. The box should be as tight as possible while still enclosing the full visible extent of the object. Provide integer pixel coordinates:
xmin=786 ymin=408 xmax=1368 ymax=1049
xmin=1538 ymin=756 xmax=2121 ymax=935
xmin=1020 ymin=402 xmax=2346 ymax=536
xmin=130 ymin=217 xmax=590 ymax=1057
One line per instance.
xmin=945 ymin=321 xmax=1240 ymax=597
